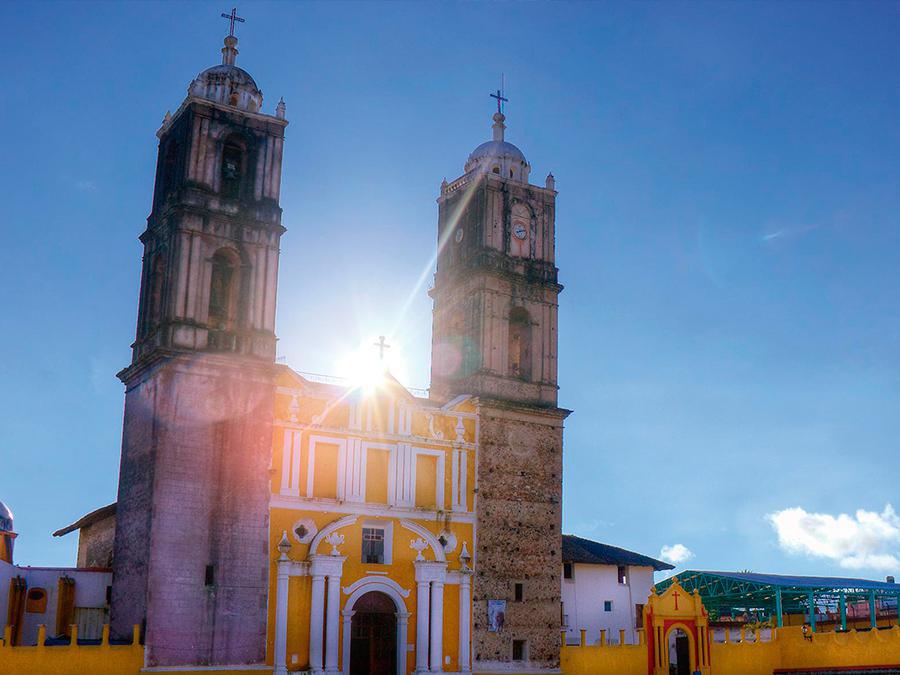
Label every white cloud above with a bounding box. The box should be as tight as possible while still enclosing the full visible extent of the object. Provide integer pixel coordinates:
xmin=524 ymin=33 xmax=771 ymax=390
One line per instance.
xmin=767 ymin=504 xmax=900 ymax=571
xmin=660 ymin=543 xmax=694 ymax=565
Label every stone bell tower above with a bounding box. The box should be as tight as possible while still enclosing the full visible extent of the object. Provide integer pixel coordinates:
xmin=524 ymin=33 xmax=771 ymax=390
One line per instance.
xmin=110 ymin=24 xmax=287 ymax=667
xmin=430 ymin=97 xmax=570 ymax=671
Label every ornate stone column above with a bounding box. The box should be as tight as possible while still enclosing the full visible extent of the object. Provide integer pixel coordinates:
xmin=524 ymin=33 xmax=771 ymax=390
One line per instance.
xmin=274 ymin=532 xmax=292 ymax=675
xmin=458 ymin=570 xmax=472 ymax=673
xmin=415 ymin=579 xmax=430 ymax=672
xmin=309 ymin=554 xmax=346 ymax=675
xmin=429 ymin=580 xmax=445 ymax=672
xmin=309 ymin=573 xmax=326 ymax=675
xmin=325 ymin=573 xmax=342 ymax=674
xmin=414 ymin=560 xmax=447 ymax=674
xmin=396 ymin=611 xmax=410 ymax=675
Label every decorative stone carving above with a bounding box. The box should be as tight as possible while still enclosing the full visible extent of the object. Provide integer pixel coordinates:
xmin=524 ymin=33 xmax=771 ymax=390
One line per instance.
xmin=438 ymin=529 xmax=457 ymax=555
xmin=410 ymin=537 xmax=428 ymax=562
xmin=277 ymin=530 xmax=292 ymax=561
xmin=427 ymin=414 xmax=444 ymax=440
xmin=324 ymin=532 xmax=345 ymax=556
xmin=455 ymin=416 xmax=465 ymax=442
xmin=291 ymin=517 xmax=317 ymax=545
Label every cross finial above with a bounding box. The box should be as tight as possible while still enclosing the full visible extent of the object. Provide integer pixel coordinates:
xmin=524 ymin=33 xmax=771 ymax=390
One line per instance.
xmin=490 ymin=89 xmax=508 ymax=115
xmin=221 ymin=7 xmax=245 ymax=37
xmin=373 ymin=336 xmax=391 ymax=361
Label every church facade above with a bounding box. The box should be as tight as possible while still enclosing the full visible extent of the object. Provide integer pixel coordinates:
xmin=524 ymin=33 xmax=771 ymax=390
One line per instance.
xmin=104 ymin=26 xmax=566 ymax=675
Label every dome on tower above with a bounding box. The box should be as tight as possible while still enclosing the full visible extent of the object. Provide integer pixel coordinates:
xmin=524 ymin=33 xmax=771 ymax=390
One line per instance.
xmin=0 ymin=501 xmax=13 ymax=533
xmin=188 ymin=36 xmax=263 ymax=113
xmin=464 ymin=112 xmax=531 ymax=183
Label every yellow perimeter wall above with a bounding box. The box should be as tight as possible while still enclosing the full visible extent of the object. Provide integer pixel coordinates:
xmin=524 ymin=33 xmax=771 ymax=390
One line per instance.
xmin=561 ymin=625 xmax=900 ymax=675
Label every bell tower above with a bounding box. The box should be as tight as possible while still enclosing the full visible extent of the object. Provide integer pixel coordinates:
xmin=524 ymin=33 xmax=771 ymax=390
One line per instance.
xmin=430 ymin=107 xmax=561 ymax=406
xmin=430 ymin=98 xmax=570 ymax=672
xmin=110 ymin=24 xmax=287 ymax=667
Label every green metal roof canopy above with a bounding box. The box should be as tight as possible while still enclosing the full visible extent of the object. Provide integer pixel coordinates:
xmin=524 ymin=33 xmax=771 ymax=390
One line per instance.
xmin=655 ymin=571 xmax=900 ymax=631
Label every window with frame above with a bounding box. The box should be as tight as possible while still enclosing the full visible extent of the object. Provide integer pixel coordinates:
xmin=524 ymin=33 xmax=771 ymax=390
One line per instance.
xmin=618 ymin=565 xmax=629 ymax=585
xmin=362 ymin=527 xmax=385 ymax=564
xmin=603 ymin=600 xmax=613 ymax=612
xmin=514 ymin=582 xmax=524 ymax=602
xmin=563 ymin=562 xmax=574 ymax=580
xmin=635 ymin=603 xmax=644 ymax=628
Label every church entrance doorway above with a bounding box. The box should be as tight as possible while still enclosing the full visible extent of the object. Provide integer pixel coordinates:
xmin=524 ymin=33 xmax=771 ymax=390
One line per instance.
xmin=667 ymin=628 xmax=691 ymax=675
xmin=349 ymin=591 xmax=397 ymax=675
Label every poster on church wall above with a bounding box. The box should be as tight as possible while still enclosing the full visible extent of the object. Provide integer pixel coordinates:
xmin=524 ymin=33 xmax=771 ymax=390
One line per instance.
xmin=487 ymin=599 xmax=506 ymax=632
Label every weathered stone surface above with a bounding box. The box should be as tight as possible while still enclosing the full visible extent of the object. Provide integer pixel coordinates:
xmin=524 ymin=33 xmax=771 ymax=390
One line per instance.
xmin=111 ymin=354 xmax=275 ymax=666
xmin=472 ymin=402 xmax=566 ymax=669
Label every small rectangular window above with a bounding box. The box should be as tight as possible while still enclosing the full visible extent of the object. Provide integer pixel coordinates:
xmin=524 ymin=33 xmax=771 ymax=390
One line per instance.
xmin=514 ymin=583 xmax=524 ymax=602
xmin=205 ymin=564 xmax=215 ymax=587
xmin=362 ymin=527 xmax=385 ymax=564
xmin=635 ymin=603 xmax=645 ymax=628
xmin=618 ymin=565 xmax=628 ymax=585
xmin=604 ymin=600 xmax=613 ymax=612
xmin=512 ymin=639 xmax=527 ymax=661
xmin=563 ymin=562 xmax=574 ymax=580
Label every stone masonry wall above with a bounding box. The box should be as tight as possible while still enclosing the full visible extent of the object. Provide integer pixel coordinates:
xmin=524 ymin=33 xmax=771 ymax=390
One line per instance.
xmin=111 ymin=354 xmax=274 ymax=666
xmin=473 ymin=401 xmax=566 ymax=670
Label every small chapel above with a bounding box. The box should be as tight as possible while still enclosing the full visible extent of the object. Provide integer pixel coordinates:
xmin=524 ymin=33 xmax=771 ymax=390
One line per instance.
xmin=54 ymin=20 xmax=568 ymax=675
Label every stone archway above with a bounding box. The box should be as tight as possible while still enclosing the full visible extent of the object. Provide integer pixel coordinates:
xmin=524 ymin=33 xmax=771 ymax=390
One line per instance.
xmin=665 ymin=625 xmax=694 ymax=675
xmin=341 ymin=579 xmax=410 ymax=675
xmin=349 ymin=592 xmax=396 ymax=675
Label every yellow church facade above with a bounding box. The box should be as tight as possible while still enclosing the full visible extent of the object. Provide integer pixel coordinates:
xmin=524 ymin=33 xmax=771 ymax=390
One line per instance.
xmin=266 ymin=368 xmax=477 ymax=675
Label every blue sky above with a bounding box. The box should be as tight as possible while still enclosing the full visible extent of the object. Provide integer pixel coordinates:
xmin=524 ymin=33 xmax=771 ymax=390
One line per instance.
xmin=3 ymin=1 xmax=900 ymax=576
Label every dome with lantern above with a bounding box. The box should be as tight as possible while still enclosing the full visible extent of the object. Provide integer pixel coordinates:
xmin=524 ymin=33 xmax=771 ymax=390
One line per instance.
xmin=188 ymin=35 xmax=263 ymax=113
xmin=464 ymin=112 xmax=531 ymax=183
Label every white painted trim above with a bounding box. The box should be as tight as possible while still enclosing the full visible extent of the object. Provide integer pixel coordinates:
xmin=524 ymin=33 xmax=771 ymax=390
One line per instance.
xmin=341 ymin=575 xmax=410 ymax=599
xmin=269 ymin=495 xmax=477 ymax=524
xmin=307 ymin=435 xmax=347 ymax=499
xmin=309 ymin=515 xmax=357 ymax=557
xmin=274 ymin=420 xmax=475 ymax=451
xmin=413 ymin=447 xmax=445 ymax=510
xmin=400 ymin=520 xmax=446 ymax=562
xmin=361 ymin=519 xmax=394 ymax=565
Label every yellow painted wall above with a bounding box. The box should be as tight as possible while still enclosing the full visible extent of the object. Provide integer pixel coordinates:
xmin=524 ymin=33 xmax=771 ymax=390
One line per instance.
xmin=269 ymin=372 xmax=477 ymax=674
xmin=561 ymin=625 xmax=900 ymax=675
xmin=415 ymin=454 xmax=437 ymax=509
xmin=0 ymin=625 xmax=143 ymax=675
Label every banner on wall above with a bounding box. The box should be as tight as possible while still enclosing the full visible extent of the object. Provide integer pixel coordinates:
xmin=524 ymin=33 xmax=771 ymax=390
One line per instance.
xmin=488 ymin=600 xmax=506 ymax=632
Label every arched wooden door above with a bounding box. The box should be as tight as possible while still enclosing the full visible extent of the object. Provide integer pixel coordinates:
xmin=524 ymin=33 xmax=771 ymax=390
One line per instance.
xmin=349 ymin=591 xmax=397 ymax=675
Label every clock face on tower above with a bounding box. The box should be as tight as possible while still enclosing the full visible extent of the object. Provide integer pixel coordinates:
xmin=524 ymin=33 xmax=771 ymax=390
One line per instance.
xmin=513 ymin=222 xmax=527 ymax=240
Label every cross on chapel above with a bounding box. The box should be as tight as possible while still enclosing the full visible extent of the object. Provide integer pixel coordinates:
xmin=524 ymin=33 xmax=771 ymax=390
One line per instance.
xmin=221 ymin=8 xmax=245 ymax=37
xmin=373 ymin=336 xmax=391 ymax=361
xmin=490 ymin=89 xmax=508 ymax=114
xmin=672 ymin=589 xmax=680 ymax=610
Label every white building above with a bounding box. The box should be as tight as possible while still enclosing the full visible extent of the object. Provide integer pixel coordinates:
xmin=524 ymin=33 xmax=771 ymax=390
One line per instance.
xmin=0 ymin=501 xmax=112 ymax=646
xmin=561 ymin=534 xmax=674 ymax=646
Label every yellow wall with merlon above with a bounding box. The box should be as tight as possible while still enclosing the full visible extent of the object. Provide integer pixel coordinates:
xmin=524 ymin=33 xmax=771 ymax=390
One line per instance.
xmin=561 ymin=625 xmax=900 ymax=675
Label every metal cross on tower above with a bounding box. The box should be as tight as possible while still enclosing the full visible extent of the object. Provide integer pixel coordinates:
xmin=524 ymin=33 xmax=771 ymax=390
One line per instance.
xmin=490 ymin=89 xmax=508 ymax=114
xmin=373 ymin=336 xmax=391 ymax=361
xmin=221 ymin=7 xmax=245 ymax=37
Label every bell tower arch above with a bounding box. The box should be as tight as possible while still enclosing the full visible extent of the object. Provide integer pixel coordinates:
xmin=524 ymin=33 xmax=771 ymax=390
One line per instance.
xmin=110 ymin=27 xmax=288 ymax=668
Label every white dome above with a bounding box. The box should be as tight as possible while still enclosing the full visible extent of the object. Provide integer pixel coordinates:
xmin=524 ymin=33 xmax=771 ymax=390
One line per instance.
xmin=464 ymin=113 xmax=531 ymax=183
xmin=188 ymin=36 xmax=263 ymax=113
xmin=0 ymin=501 xmax=12 ymax=532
